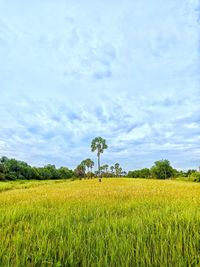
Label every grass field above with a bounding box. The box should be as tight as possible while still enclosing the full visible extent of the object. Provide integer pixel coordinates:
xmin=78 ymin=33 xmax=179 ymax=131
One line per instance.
xmin=0 ymin=178 xmax=200 ymax=267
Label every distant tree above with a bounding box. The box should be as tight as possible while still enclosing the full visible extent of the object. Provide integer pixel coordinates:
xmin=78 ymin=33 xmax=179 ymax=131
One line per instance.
xmin=37 ymin=167 xmax=51 ymax=180
xmin=100 ymin=166 xmax=105 ymax=175
xmin=151 ymin=160 xmax=175 ymax=179
xmin=0 ymin=162 xmax=6 ymax=181
xmin=90 ymin=160 xmax=94 ymax=178
xmin=114 ymin=163 xmax=120 ymax=177
xmin=31 ymin=167 xmax=40 ymax=179
xmin=140 ymin=168 xmax=151 ymax=178
xmin=58 ymin=167 xmax=74 ymax=179
xmin=2 ymin=158 xmax=28 ymax=180
xmin=0 ymin=156 xmax=73 ymax=181
xmin=128 ymin=168 xmax=151 ymax=178
xmin=86 ymin=159 xmax=91 ymax=173
xmin=75 ymin=164 xmax=86 ymax=180
xmin=190 ymin=172 xmax=200 ymax=182
xmin=0 ymin=162 xmax=5 ymax=173
xmin=110 ymin=166 xmax=115 ymax=176
xmin=91 ymin=137 xmax=108 ymax=182
xmin=121 ymin=171 xmax=127 ymax=177
xmin=128 ymin=170 xmax=139 ymax=178
xmin=119 ymin=167 xmax=122 ymax=177
xmin=176 ymin=170 xmax=187 ymax=177
xmin=83 ymin=158 xmax=94 ymax=178
xmin=104 ymin=164 xmax=109 ymax=177
xmin=100 ymin=164 xmax=109 ymax=177
xmin=45 ymin=164 xmax=60 ymax=179
xmin=0 ymin=173 xmax=6 ymax=181
xmin=81 ymin=160 xmax=87 ymax=168
xmin=104 ymin=164 xmax=109 ymax=173
xmin=186 ymin=169 xmax=197 ymax=176
xmin=0 ymin=156 xmax=8 ymax=163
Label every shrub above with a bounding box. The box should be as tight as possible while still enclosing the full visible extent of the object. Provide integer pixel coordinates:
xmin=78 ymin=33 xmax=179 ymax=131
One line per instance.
xmin=0 ymin=173 xmax=6 ymax=181
xmin=190 ymin=172 xmax=200 ymax=182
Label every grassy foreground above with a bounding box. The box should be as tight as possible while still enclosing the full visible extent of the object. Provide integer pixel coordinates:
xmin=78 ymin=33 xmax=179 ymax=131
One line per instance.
xmin=0 ymin=179 xmax=200 ymax=267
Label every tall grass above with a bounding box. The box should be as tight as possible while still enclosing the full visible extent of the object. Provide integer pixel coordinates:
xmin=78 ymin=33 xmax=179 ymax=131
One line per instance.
xmin=0 ymin=180 xmax=67 ymax=192
xmin=0 ymin=179 xmax=199 ymax=266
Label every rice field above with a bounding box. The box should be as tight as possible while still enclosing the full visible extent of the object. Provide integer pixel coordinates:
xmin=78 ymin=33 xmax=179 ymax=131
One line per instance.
xmin=0 ymin=178 xmax=200 ymax=267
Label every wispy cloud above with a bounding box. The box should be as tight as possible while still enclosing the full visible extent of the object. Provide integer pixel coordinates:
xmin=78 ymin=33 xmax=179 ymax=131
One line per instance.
xmin=0 ymin=0 xmax=199 ymax=170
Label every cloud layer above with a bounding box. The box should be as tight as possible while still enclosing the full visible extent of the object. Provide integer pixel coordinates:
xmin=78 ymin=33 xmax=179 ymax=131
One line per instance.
xmin=0 ymin=0 xmax=199 ymax=170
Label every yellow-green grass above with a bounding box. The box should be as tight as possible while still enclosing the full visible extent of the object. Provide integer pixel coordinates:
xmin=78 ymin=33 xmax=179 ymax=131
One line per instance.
xmin=0 ymin=178 xmax=200 ymax=267
xmin=0 ymin=180 xmax=68 ymax=193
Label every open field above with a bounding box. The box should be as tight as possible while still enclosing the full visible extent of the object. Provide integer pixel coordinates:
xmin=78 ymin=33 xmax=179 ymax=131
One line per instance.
xmin=0 ymin=180 xmax=67 ymax=193
xmin=0 ymin=178 xmax=200 ymax=267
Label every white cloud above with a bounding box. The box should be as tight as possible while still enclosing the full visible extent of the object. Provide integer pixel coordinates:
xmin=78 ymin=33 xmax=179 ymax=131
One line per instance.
xmin=0 ymin=0 xmax=199 ymax=170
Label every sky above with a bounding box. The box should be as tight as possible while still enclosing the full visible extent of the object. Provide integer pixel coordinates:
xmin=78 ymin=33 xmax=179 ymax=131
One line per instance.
xmin=0 ymin=0 xmax=200 ymax=171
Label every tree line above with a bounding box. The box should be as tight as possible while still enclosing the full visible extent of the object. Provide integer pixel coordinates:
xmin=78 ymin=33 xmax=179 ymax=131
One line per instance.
xmin=75 ymin=161 xmax=126 ymax=180
xmin=0 ymin=156 xmax=73 ymax=181
xmin=128 ymin=160 xmax=176 ymax=179
xmin=128 ymin=160 xmax=200 ymax=181
xmin=0 ymin=156 xmax=126 ymax=181
xmin=0 ymin=137 xmax=199 ymax=182
xmin=0 ymin=156 xmax=199 ymax=182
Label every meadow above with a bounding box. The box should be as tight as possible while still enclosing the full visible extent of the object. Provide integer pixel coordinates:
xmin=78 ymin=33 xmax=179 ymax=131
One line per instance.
xmin=0 ymin=178 xmax=199 ymax=267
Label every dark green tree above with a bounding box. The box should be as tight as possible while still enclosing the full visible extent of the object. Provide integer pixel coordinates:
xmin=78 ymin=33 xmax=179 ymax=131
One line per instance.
xmin=151 ymin=160 xmax=175 ymax=179
xmin=75 ymin=164 xmax=86 ymax=180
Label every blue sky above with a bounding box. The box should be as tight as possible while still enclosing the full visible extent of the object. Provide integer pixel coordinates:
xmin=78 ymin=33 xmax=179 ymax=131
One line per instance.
xmin=0 ymin=0 xmax=199 ymax=171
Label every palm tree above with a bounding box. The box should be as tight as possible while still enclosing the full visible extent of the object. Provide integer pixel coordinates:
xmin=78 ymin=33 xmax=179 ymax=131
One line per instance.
xmin=119 ymin=167 xmax=122 ymax=177
xmin=102 ymin=164 xmax=109 ymax=177
xmin=81 ymin=160 xmax=87 ymax=179
xmin=100 ymin=166 xmax=105 ymax=175
xmin=81 ymin=159 xmax=94 ymax=179
xmin=104 ymin=164 xmax=109 ymax=173
xmin=110 ymin=166 xmax=114 ymax=176
xmin=114 ymin=163 xmax=120 ymax=177
xmin=87 ymin=158 xmax=95 ymax=179
xmin=85 ymin=159 xmax=91 ymax=173
xmin=100 ymin=165 xmax=108 ymax=174
xmin=91 ymin=137 xmax=108 ymax=182
xmin=75 ymin=164 xmax=86 ymax=180
xmin=90 ymin=160 xmax=94 ymax=179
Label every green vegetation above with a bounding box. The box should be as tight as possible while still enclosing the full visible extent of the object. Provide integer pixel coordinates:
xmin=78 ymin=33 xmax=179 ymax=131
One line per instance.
xmin=128 ymin=160 xmax=176 ymax=179
xmin=1 ymin=137 xmax=200 ymax=266
xmin=128 ymin=160 xmax=200 ymax=182
xmin=0 ymin=178 xmax=199 ymax=266
xmin=0 ymin=156 xmax=74 ymax=181
xmin=189 ymin=171 xmax=200 ymax=182
xmin=91 ymin=136 xmax=108 ymax=182
xmin=1 ymin=156 xmax=199 ymax=182
xmin=0 ymin=179 xmax=66 ymax=192
xmin=1 ymin=136 xmax=199 ymax=182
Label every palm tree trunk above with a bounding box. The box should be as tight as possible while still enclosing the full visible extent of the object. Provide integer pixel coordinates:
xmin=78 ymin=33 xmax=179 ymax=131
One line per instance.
xmin=88 ymin=167 xmax=89 ymax=179
xmin=98 ymin=154 xmax=101 ymax=182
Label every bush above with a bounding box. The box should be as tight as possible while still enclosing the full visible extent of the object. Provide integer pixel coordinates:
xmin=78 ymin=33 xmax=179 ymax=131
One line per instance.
xmin=5 ymin=171 xmax=18 ymax=180
xmin=0 ymin=173 xmax=6 ymax=181
xmin=190 ymin=172 xmax=200 ymax=182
